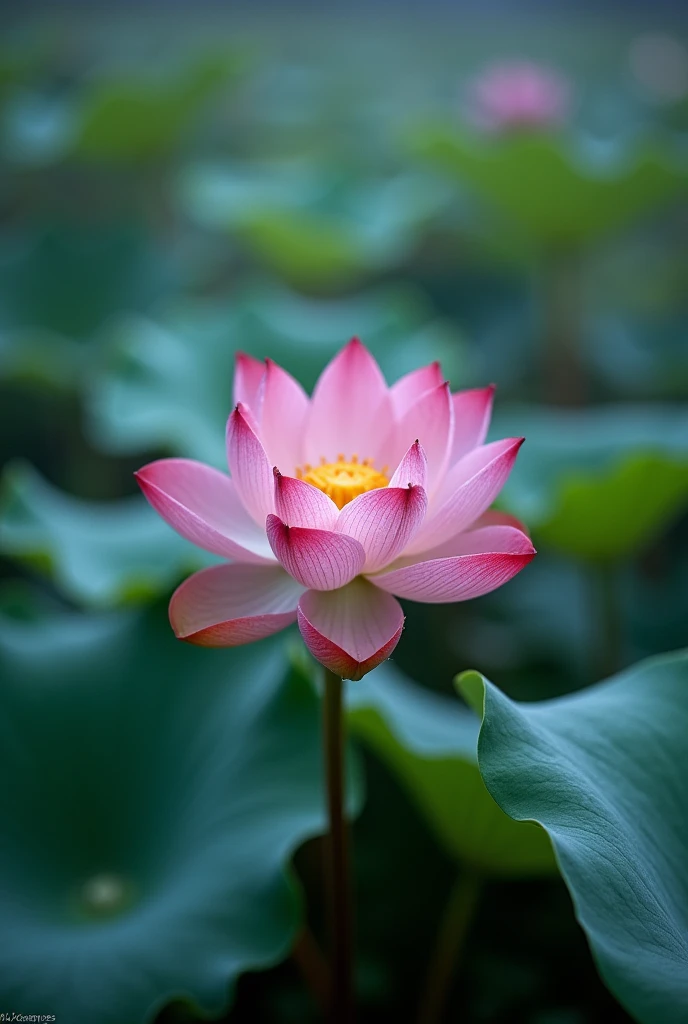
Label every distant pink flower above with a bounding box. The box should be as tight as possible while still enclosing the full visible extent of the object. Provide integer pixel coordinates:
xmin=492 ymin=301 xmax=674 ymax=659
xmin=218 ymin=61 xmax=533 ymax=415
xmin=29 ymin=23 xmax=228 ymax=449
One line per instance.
xmin=467 ymin=61 xmax=572 ymax=132
xmin=136 ymin=340 xmax=534 ymax=680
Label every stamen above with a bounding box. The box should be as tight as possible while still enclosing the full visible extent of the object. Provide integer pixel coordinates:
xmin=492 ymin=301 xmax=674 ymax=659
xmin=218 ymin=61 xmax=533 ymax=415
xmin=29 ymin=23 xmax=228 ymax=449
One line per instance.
xmin=296 ymin=454 xmax=390 ymax=509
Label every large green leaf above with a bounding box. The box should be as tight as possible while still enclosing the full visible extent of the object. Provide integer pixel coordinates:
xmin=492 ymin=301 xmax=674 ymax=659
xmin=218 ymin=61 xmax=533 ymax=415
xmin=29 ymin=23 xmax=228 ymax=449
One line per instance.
xmin=495 ymin=404 xmax=688 ymax=561
xmin=86 ymin=285 xmax=464 ymax=467
xmin=411 ymin=126 xmax=687 ymax=246
xmin=0 ymin=603 xmax=343 ymax=1024
xmin=73 ymin=52 xmax=242 ymax=161
xmin=0 ymin=461 xmax=211 ymax=606
xmin=347 ymin=662 xmax=554 ymax=877
xmin=234 ymin=208 xmax=365 ymax=289
xmin=178 ymin=163 xmax=450 ymax=288
xmin=458 ymin=651 xmax=688 ymax=1024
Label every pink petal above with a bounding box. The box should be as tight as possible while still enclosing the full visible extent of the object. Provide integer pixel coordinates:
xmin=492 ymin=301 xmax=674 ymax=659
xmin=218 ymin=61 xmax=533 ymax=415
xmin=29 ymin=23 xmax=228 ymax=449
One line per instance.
xmin=369 ymin=529 xmax=535 ymax=603
xmin=389 ymin=440 xmax=428 ymax=490
xmin=336 ymin=484 xmax=428 ymax=572
xmin=266 ymin=515 xmax=365 ymax=590
xmin=471 ymin=508 xmax=530 ymax=534
xmin=135 ymin=458 xmax=274 ymax=563
xmin=385 ymin=381 xmax=453 ymax=498
xmin=405 ymin=518 xmax=534 ymax=561
xmin=297 ymin=579 xmax=404 ymax=680
xmin=390 ymin=362 xmax=443 ymax=417
xmin=169 ymin=563 xmax=304 ymax=647
xmin=233 ymin=352 xmax=265 ymax=412
xmin=226 ymin=403 xmax=274 ymax=525
xmin=450 ymin=385 xmax=495 ymax=464
xmin=405 ymin=437 xmax=524 ymax=555
xmin=303 ymin=338 xmax=392 ymax=467
xmin=273 ymin=470 xmax=339 ymax=530
xmin=260 ymin=359 xmax=310 ymax=473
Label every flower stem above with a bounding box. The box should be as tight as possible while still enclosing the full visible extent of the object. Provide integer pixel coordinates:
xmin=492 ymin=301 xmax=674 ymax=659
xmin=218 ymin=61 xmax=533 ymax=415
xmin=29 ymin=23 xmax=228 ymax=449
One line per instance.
xmin=593 ymin=563 xmax=623 ymax=679
xmin=416 ymin=868 xmax=482 ymax=1024
xmin=323 ymin=667 xmax=354 ymax=1023
xmin=540 ymin=247 xmax=586 ymax=406
xmin=291 ymin=925 xmax=331 ymax=1014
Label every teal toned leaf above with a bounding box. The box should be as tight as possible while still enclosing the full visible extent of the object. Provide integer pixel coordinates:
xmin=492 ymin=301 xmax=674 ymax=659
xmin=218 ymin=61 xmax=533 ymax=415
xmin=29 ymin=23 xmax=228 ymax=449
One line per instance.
xmin=458 ymin=651 xmax=688 ymax=1024
xmin=411 ymin=126 xmax=687 ymax=246
xmin=0 ymin=604 xmax=338 ymax=1024
xmin=0 ymin=461 xmax=211 ymax=606
xmin=347 ymin=662 xmax=555 ymax=877
xmin=178 ymin=162 xmax=450 ymax=287
xmin=86 ymin=286 xmax=464 ymax=467
xmin=0 ymin=223 xmax=171 ymax=341
xmin=495 ymin=405 xmax=688 ymax=561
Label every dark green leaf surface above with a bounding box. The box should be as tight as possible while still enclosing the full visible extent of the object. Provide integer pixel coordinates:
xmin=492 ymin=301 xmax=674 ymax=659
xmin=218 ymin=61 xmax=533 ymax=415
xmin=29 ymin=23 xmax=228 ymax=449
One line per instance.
xmin=495 ymin=405 xmax=688 ymax=560
xmin=0 ymin=461 xmax=211 ymax=605
xmin=458 ymin=651 xmax=688 ymax=1024
xmin=0 ymin=224 xmax=169 ymax=341
xmin=0 ymin=328 xmax=84 ymax=390
xmin=347 ymin=662 xmax=554 ymax=876
xmin=0 ymin=606 xmax=335 ymax=1024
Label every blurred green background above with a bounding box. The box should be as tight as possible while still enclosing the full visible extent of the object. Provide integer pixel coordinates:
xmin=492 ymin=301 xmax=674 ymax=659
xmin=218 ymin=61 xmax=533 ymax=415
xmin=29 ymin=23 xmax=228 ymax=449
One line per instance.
xmin=1 ymin=3 xmax=687 ymax=1023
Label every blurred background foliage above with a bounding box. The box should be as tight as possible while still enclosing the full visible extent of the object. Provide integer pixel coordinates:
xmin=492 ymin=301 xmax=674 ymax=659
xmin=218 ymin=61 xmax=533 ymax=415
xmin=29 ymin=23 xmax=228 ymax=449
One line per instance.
xmin=1 ymin=3 xmax=687 ymax=1022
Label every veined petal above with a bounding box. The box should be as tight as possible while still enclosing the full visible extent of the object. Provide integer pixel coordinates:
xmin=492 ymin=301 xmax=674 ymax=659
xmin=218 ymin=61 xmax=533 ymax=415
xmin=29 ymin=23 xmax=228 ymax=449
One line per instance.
xmin=469 ymin=508 xmax=531 ymax=535
xmin=303 ymin=338 xmax=392 ymax=466
xmin=336 ymin=484 xmax=428 ymax=572
xmin=169 ymin=563 xmax=304 ymax=647
xmin=395 ymin=516 xmax=534 ymax=562
xmin=389 ymin=440 xmax=428 ymax=490
xmin=390 ymin=362 xmax=442 ymax=417
xmin=226 ymin=403 xmax=274 ymax=525
xmin=266 ymin=515 xmax=365 ymax=590
xmin=274 ymin=470 xmax=339 ymax=530
xmin=233 ymin=352 xmax=265 ymax=413
xmin=369 ymin=527 xmax=535 ymax=603
xmin=260 ymin=359 xmax=310 ymax=472
xmin=385 ymin=381 xmax=453 ymax=498
xmin=450 ymin=385 xmax=495 ymax=464
xmin=405 ymin=437 xmax=524 ymax=555
xmin=135 ymin=458 xmax=274 ymax=563
xmin=297 ymin=579 xmax=404 ymax=680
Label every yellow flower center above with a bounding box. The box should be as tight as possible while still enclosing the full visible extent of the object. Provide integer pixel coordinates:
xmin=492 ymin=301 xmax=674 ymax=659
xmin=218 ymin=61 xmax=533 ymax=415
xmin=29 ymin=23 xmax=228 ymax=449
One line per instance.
xmin=297 ymin=455 xmax=389 ymax=509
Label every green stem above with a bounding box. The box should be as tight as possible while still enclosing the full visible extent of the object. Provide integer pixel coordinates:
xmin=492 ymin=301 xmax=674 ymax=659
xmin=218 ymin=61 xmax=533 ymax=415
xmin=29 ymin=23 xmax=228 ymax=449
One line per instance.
xmin=323 ymin=668 xmax=354 ymax=1023
xmin=540 ymin=248 xmax=586 ymax=406
xmin=416 ymin=868 xmax=482 ymax=1024
xmin=593 ymin=563 xmax=622 ymax=679
xmin=291 ymin=925 xmax=331 ymax=1014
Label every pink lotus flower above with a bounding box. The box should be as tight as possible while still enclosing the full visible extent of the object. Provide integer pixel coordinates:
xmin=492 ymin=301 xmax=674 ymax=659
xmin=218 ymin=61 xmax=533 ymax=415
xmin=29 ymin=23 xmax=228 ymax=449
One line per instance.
xmin=136 ymin=340 xmax=534 ymax=680
xmin=467 ymin=61 xmax=572 ymax=132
